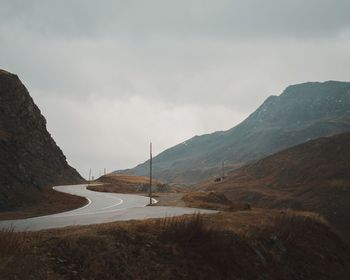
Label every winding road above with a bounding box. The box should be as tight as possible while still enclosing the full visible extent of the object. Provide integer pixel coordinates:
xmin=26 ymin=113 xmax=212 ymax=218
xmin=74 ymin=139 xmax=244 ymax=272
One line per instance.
xmin=0 ymin=184 xmax=215 ymax=231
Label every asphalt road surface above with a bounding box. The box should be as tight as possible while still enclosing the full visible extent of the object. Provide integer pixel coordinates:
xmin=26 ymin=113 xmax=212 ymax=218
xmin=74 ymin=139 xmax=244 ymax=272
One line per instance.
xmin=0 ymin=184 xmax=216 ymax=231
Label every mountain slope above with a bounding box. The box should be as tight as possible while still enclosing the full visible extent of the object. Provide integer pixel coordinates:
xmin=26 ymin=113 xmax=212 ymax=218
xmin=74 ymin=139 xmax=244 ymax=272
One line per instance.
xmin=120 ymin=81 xmax=350 ymax=184
xmin=198 ymin=131 xmax=350 ymax=245
xmin=0 ymin=70 xmax=84 ymax=211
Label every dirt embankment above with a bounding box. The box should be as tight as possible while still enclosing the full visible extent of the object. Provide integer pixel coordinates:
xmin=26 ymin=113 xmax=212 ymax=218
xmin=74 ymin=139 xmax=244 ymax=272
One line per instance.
xmin=181 ymin=191 xmax=251 ymax=211
xmin=88 ymin=174 xmax=181 ymax=194
xmin=0 ymin=188 xmax=87 ymax=220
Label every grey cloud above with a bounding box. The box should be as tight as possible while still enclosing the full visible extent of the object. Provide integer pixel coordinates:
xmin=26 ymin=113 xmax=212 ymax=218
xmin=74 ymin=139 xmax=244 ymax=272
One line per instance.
xmin=2 ymin=1 xmax=350 ymax=39
xmin=1 ymin=1 xmax=350 ymax=176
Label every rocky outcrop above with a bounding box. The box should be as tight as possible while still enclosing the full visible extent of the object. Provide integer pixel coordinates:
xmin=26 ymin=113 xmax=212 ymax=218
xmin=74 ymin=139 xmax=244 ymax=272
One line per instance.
xmin=0 ymin=69 xmax=84 ymax=210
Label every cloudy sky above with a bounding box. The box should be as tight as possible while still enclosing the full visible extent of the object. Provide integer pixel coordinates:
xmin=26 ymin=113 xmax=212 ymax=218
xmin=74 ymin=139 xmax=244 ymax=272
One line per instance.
xmin=1 ymin=0 xmax=350 ymax=179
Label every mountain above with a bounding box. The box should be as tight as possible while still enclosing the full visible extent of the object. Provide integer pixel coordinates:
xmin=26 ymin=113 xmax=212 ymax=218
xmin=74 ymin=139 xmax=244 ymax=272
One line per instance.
xmin=198 ymin=131 xmax=350 ymax=245
xmin=0 ymin=70 xmax=84 ymax=211
xmin=120 ymin=81 xmax=350 ymax=185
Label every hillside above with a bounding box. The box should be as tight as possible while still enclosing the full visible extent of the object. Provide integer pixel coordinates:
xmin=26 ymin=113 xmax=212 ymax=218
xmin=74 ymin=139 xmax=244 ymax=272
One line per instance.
xmin=198 ymin=131 xmax=350 ymax=245
xmin=120 ymin=81 xmax=350 ymax=184
xmin=1 ymin=211 xmax=350 ymax=280
xmin=88 ymin=174 xmax=180 ymax=193
xmin=0 ymin=70 xmax=84 ymax=211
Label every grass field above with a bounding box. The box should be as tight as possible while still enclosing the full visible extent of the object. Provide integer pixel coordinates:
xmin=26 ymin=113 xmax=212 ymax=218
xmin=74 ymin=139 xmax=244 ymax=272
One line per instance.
xmin=1 ymin=209 xmax=349 ymax=280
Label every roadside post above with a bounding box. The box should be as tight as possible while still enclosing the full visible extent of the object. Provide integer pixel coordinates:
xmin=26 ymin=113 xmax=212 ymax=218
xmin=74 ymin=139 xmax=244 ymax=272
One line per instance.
xmin=88 ymin=168 xmax=92 ymax=186
xmin=149 ymin=142 xmax=153 ymax=205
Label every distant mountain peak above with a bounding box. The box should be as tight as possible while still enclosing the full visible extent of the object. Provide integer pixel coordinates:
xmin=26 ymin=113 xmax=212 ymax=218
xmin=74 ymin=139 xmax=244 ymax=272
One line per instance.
xmin=117 ymin=80 xmax=350 ymax=185
xmin=282 ymin=80 xmax=350 ymax=97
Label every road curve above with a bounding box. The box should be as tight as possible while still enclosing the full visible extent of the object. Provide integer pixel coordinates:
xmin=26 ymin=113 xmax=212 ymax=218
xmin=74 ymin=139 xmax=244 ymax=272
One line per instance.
xmin=0 ymin=184 xmax=216 ymax=231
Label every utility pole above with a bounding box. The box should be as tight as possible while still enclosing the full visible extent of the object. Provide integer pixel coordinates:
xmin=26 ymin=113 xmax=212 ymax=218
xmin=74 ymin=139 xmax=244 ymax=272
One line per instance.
xmin=88 ymin=168 xmax=92 ymax=184
xmin=222 ymin=161 xmax=225 ymax=181
xmin=104 ymin=168 xmax=106 ymax=176
xmin=149 ymin=142 xmax=153 ymax=205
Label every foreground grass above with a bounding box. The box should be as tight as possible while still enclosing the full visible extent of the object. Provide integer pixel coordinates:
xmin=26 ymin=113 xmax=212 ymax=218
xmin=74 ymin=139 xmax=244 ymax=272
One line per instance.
xmin=1 ymin=210 xmax=350 ymax=280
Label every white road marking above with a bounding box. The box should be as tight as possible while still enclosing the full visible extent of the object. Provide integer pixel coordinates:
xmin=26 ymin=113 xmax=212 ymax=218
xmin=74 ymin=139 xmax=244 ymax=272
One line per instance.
xmin=0 ymin=184 xmax=217 ymax=231
xmin=53 ymin=186 xmax=92 ymax=212
xmin=100 ymin=198 xmax=124 ymax=210
xmin=52 ymin=205 xmax=143 ymax=217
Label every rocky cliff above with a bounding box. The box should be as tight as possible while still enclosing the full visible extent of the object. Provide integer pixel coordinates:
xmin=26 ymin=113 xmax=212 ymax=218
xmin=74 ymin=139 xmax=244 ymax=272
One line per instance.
xmin=0 ymin=69 xmax=84 ymax=210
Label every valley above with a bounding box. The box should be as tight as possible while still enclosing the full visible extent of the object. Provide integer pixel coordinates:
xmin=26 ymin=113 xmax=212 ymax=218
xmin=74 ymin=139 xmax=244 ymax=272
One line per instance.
xmin=2 ymin=209 xmax=350 ymax=280
xmin=2 ymin=2 xmax=350 ymax=279
xmin=1 ymin=69 xmax=350 ymax=279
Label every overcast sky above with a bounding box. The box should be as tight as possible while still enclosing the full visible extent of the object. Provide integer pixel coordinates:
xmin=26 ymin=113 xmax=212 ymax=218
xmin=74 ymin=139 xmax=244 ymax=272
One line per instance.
xmin=1 ymin=0 xmax=350 ymax=179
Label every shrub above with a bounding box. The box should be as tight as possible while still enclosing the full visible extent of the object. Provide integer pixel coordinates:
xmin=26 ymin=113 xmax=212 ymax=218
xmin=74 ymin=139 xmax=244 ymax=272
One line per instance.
xmin=0 ymin=227 xmax=30 ymax=257
xmin=159 ymin=213 xmax=209 ymax=244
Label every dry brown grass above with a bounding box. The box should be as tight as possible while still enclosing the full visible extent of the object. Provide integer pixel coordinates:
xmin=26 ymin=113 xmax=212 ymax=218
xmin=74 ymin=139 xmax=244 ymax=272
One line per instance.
xmin=197 ymin=132 xmax=350 ymax=246
xmin=0 ymin=227 xmax=30 ymax=257
xmin=159 ymin=213 xmax=208 ymax=243
xmin=106 ymin=175 xmax=157 ymax=184
xmin=0 ymin=227 xmax=57 ymax=280
xmin=182 ymin=191 xmax=251 ymax=211
xmin=89 ymin=174 xmax=175 ymax=194
xmin=1 ymin=210 xmax=349 ymax=280
xmin=99 ymin=174 xmax=162 ymax=186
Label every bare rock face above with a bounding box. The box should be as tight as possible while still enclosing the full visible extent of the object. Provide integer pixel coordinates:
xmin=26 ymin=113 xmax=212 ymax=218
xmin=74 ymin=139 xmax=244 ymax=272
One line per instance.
xmin=0 ymin=69 xmax=84 ymax=210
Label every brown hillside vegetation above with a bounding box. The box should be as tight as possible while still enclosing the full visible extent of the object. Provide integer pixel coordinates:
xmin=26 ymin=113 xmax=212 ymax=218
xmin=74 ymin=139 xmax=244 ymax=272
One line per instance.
xmin=1 ymin=210 xmax=350 ymax=280
xmin=88 ymin=174 xmax=181 ymax=194
xmin=182 ymin=191 xmax=251 ymax=211
xmin=88 ymin=174 xmax=249 ymax=211
xmin=199 ymin=132 xmax=350 ymax=245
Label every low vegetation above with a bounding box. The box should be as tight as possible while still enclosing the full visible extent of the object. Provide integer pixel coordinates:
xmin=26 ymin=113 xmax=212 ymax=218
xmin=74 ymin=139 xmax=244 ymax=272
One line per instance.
xmin=1 ymin=210 xmax=349 ymax=280
xmin=182 ymin=191 xmax=251 ymax=211
xmin=0 ymin=188 xmax=87 ymax=220
xmin=88 ymin=175 xmax=250 ymax=212
xmin=0 ymin=227 xmax=30 ymax=257
xmin=198 ymin=132 xmax=350 ymax=246
xmin=88 ymin=174 xmax=178 ymax=194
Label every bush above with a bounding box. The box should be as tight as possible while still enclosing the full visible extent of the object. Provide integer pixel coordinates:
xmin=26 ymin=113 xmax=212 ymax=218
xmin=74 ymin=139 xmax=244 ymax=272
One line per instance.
xmin=159 ymin=213 xmax=209 ymax=244
xmin=0 ymin=227 xmax=30 ymax=257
